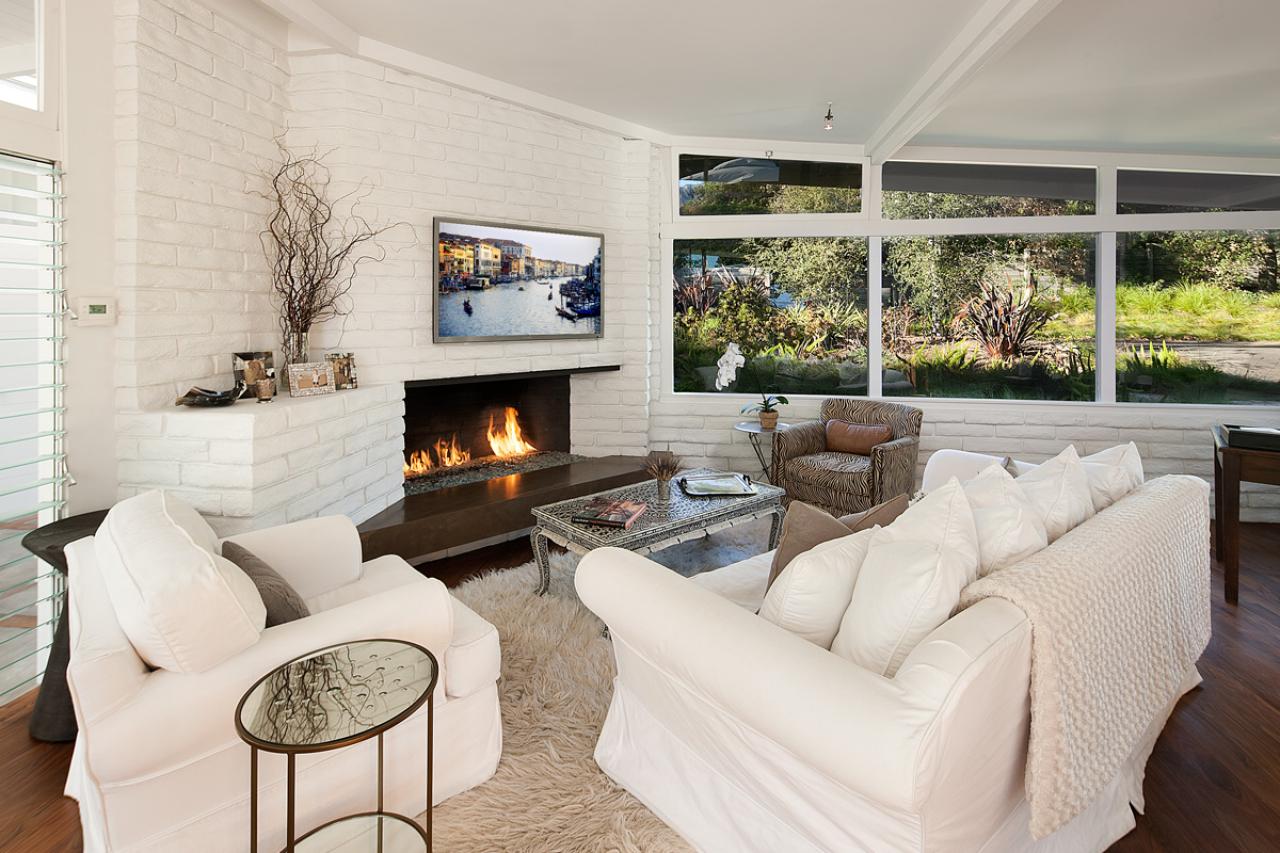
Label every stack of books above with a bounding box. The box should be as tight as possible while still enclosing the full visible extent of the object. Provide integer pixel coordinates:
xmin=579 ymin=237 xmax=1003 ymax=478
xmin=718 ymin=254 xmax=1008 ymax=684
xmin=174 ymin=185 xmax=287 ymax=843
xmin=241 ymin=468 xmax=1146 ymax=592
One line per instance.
xmin=572 ymin=497 xmax=648 ymax=529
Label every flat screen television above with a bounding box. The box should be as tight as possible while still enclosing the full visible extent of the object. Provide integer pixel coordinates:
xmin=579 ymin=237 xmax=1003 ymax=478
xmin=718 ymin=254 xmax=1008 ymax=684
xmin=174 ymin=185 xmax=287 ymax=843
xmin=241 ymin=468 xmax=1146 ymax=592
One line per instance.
xmin=433 ymin=218 xmax=603 ymax=343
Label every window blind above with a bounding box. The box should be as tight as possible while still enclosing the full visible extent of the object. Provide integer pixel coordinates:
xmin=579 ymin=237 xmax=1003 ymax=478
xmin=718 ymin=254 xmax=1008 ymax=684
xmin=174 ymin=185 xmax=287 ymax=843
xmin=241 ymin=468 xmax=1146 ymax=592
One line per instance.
xmin=0 ymin=150 xmax=66 ymax=704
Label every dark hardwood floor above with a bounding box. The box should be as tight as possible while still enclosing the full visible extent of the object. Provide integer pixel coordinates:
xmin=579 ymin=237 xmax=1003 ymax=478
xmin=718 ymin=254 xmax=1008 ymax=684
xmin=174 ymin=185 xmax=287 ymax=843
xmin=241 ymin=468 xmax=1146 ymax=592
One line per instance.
xmin=4 ymin=525 xmax=1278 ymax=851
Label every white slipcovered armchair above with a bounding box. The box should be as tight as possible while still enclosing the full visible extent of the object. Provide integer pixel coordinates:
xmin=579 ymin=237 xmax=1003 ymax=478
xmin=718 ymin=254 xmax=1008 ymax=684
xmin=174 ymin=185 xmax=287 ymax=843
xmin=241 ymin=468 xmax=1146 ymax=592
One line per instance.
xmin=64 ymin=512 xmax=502 ymax=852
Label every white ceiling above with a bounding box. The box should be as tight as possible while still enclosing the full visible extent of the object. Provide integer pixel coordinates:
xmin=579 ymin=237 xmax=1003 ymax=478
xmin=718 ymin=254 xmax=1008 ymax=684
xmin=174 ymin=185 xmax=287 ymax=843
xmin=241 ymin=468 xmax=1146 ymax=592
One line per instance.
xmin=309 ymin=0 xmax=988 ymax=143
xmin=915 ymin=0 xmax=1280 ymax=158
xmin=305 ymin=0 xmax=1280 ymax=159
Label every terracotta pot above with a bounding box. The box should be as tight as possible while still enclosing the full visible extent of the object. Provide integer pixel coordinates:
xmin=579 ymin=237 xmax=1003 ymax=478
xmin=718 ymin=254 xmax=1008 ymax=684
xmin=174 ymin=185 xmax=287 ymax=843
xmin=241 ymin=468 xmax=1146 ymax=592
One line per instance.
xmin=758 ymin=410 xmax=779 ymax=430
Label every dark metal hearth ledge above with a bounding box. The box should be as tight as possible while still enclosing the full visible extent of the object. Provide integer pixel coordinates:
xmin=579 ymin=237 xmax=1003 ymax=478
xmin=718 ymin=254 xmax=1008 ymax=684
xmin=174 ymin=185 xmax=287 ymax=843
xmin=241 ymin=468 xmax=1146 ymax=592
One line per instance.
xmin=358 ymin=454 xmax=647 ymax=564
xmin=404 ymin=364 xmax=620 ymax=389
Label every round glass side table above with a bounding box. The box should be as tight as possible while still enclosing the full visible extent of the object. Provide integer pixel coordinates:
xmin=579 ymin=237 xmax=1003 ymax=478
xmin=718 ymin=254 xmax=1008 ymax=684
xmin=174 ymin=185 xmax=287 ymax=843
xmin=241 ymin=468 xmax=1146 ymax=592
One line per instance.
xmin=235 ymin=639 xmax=438 ymax=852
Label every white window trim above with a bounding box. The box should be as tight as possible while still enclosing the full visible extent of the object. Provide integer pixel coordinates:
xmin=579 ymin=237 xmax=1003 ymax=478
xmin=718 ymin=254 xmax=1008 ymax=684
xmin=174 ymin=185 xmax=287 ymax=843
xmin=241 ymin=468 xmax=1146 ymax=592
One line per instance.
xmin=663 ymin=144 xmax=1280 ymax=412
xmin=0 ymin=0 xmax=62 ymax=158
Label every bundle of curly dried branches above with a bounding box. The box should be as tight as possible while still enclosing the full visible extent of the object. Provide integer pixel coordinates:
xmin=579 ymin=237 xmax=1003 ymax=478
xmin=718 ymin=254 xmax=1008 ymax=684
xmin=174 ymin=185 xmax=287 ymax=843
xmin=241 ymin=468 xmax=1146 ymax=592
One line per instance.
xmin=260 ymin=145 xmax=401 ymax=361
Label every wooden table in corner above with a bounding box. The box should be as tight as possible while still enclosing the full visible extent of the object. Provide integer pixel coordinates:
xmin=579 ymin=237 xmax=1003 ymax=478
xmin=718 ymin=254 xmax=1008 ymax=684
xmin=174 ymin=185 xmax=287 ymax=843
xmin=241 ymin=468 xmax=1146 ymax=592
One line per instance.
xmin=1212 ymin=424 xmax=1280 ymax=604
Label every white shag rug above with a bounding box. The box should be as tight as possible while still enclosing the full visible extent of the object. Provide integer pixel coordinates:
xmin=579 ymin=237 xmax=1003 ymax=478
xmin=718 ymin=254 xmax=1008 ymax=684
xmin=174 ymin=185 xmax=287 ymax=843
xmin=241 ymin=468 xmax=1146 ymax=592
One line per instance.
xmin=429 ymin=552 xmax=693 ymax=853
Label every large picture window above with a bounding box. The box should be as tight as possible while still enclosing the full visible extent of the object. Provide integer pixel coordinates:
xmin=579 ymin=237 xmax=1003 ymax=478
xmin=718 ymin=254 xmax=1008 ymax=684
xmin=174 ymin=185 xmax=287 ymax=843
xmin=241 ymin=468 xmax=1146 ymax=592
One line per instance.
xmin=881 ymin=234 xmax=1096 ymax=401
xmin=673 ymin=237 xmax=868 ymax=395
xmin=669 ymin=151 xmax=1280 ymax=409
xmin=678 ymin=155 xmax=862 ymax=216
xmin=1116 ymin=230 xmax=1280 ymax=404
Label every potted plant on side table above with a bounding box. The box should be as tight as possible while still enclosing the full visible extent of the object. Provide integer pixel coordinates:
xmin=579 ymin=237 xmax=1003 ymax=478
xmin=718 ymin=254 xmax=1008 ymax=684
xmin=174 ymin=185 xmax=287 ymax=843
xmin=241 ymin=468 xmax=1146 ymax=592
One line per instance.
xmin=741 ymin=394 xmax=789 ymax=430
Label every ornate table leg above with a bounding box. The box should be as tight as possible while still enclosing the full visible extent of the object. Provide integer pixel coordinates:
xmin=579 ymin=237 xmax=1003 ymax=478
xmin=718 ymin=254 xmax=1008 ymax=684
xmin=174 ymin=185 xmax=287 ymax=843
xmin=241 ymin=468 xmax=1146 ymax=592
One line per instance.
xmin=767 ymin=506 xmax=785 ymax=550
xmin=530 ymin=528 xmax=552 ymax=596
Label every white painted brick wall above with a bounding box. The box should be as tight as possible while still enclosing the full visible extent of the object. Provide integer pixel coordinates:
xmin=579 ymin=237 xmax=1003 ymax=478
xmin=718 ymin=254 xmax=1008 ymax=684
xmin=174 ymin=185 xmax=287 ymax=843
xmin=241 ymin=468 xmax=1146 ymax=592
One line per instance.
xmin=113 ymin=0 xmax=288 ymax=413
xmin=284 ymin=53 xmax=653 ymax=457
xmin=117 ymin=385 xmax=406 ymax=535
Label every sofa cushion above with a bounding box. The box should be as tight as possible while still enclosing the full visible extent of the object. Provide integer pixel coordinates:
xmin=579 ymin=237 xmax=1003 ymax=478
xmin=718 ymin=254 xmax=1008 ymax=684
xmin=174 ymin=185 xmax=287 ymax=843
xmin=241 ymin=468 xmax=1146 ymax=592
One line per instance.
xmin=961 ymin=465 xmax=1048 ymax=576
xmin=766 ymin=501 xmax=855 ymax=590
xmin=825 ymin=420 xmax=892 ymax=455
xmin=787 ymin=451 xmax=873 ymax=483
xmin=765 ymin=495 xmax=912 ymax=590
xmin=445 ymin=598 xmax=502 ymax=699
xmin=221 ymin=541 xmax=310 ymax=627
xmin=1080 ymin=442 xmax=1145 ymax=512
xmin=689 ymin=551 xmax=772 ymax=611
xmin=760 ymin=528 xmax=875 ymax=648
xmin=836 ymin=493 xmax=910 ymax=530
xmin=94 ymin=490 xmax=266 ymax=673
xmin=1016 ymin=446 xmax=1095 ymax=542
xmin=831 ymin=478 xmax=980 ymax=676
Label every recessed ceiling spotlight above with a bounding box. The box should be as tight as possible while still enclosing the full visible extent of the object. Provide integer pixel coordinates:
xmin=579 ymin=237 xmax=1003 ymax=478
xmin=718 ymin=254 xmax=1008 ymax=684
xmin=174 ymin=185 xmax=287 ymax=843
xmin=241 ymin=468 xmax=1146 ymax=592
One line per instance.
xmin=823 ymin=103 xmax=834 ymax=132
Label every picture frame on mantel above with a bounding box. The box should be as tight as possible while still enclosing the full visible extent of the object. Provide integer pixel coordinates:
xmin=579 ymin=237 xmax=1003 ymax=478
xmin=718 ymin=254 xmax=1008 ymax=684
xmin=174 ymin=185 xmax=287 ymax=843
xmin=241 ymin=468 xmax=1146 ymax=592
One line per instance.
xmin=287 ymin=361 xmax=336 ymax=397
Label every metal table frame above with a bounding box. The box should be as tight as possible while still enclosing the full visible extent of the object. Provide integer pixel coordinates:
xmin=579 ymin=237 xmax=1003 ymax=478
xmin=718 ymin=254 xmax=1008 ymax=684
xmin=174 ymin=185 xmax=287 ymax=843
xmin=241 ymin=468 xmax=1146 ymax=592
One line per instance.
xmin=234 ymin=639 xmax=438 ymax=852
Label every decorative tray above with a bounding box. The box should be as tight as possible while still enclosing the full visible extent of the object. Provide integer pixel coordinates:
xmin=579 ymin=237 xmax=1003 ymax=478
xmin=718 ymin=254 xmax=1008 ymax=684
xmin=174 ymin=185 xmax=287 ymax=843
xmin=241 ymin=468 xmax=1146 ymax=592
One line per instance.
xmin=678 ymin=472 xmax=758 ymax=497
xmin=1223 ymin=424 xmax=1280 ymax=452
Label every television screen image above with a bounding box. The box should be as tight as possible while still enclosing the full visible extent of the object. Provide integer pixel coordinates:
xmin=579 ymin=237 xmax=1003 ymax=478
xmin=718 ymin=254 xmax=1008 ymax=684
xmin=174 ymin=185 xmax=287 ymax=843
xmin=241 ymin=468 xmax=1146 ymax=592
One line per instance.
xmin=434 ymin=218 xmax=603 ymax=342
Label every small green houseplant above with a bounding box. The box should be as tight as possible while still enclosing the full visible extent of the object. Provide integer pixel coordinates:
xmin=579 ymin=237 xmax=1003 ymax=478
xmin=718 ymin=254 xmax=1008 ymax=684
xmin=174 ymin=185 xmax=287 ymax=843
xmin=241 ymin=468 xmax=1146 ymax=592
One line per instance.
xmin=741 ymin=394 xmax=789 ymax=429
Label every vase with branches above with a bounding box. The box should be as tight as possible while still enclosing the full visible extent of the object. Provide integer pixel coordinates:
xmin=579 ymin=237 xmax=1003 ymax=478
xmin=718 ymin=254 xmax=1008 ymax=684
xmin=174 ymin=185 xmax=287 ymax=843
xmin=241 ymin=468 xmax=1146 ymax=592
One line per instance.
xmin=261 ymin=145 xmax=401 ymax=366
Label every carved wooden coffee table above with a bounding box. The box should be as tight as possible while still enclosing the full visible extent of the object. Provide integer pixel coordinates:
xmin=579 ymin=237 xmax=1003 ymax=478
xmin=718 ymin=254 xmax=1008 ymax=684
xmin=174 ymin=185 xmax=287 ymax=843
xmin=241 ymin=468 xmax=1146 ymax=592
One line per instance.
xmin=530 ymin=471 xmax=785 ymax=595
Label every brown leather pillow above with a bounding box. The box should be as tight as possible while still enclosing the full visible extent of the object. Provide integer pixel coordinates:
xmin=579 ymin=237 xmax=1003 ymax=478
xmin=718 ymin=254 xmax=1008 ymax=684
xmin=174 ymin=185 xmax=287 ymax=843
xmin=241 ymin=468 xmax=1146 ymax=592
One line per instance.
xmin=825 ymin=420 xmax=893 ymax=455
xmin=765 ymin=494 xmax=911 ymax=590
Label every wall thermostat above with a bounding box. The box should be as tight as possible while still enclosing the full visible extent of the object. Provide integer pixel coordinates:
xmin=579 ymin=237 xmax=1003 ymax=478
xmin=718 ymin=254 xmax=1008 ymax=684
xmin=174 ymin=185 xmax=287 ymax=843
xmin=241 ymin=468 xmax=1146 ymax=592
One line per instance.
xmin=75 ymin=296 xmax=116 ymax=327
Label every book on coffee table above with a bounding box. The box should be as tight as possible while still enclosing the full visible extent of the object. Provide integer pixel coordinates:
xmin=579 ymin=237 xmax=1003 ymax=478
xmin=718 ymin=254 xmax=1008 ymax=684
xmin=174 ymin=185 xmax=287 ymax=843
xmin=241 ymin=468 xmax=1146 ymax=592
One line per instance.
xmin=571 ymin=497 xmax=648 ymax=529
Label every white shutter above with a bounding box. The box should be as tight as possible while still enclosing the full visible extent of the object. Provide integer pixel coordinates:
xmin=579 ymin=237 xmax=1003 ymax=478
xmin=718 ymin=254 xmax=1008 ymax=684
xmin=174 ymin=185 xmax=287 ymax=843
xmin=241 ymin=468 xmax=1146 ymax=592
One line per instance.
xmin=0 ymin=150 xmax=65 ymax=703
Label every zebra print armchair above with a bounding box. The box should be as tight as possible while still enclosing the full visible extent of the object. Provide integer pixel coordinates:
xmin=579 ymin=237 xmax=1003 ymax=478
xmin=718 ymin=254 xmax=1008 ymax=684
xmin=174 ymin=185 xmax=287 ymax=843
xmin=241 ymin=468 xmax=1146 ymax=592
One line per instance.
xmin=769 ymin=399 xmax=923 ymax=516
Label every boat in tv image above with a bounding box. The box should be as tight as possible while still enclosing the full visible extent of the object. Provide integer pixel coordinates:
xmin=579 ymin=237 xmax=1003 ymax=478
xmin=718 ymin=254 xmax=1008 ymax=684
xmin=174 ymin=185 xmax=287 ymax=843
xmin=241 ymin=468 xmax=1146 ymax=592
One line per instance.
xmin=434 ymin=218 xmax=603 ymax=342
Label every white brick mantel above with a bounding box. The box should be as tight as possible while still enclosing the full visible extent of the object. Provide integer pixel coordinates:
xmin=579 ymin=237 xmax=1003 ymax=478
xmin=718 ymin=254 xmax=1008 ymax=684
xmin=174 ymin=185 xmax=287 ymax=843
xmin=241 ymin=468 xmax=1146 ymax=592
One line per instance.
xmin=117 ymin=385 xmax=406 ymax=535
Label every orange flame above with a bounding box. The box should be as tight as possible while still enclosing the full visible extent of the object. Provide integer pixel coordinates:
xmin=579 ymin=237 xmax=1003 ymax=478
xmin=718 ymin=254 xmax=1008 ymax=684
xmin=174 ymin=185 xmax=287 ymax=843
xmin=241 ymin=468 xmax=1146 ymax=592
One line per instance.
xmin=487 ymin=406 xmax=537 ymax=458
xmin=403 ymin=435 xmax=473 ymax=479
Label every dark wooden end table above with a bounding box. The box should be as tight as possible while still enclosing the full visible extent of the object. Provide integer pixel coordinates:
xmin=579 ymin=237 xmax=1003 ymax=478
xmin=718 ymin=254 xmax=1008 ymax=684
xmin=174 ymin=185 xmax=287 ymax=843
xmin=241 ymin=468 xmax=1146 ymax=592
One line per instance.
xmin=1212 ymin=424 xmax=1280 ymax=604
xmin=20 ymin=508 xmax=110 ymax=742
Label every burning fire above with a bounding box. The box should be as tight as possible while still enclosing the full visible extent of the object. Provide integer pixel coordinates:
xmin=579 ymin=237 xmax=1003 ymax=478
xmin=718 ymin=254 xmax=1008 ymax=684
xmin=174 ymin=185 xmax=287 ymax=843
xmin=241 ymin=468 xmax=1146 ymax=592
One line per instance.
xmin=487 ymin=406 xmax=537 ymax=457
xmin=403 ymin=407 xmax=536 ymax=479
xmin=403 ymin=435 xmax=473 ymax=478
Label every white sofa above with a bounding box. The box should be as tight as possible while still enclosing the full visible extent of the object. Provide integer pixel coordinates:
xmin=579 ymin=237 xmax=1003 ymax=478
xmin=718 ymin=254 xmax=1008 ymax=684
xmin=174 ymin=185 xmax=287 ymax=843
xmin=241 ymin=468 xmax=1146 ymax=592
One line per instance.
xmin=64 ymin=514 xmax=502 ymax=852
xmin=576 ymin=454 xmax=1204 ymax=853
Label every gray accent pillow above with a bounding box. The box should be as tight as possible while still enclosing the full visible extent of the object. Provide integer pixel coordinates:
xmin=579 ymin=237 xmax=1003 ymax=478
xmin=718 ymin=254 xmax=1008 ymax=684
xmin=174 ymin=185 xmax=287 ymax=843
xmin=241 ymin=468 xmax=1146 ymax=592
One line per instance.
xmin=221 ymin=541 xmax=310 ymax=628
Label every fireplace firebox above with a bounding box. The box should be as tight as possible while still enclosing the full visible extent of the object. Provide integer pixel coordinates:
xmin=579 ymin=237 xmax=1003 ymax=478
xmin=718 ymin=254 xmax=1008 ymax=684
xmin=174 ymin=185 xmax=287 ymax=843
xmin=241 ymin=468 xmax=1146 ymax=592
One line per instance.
xmin=402 ymin=372 xmax=575 ymax=494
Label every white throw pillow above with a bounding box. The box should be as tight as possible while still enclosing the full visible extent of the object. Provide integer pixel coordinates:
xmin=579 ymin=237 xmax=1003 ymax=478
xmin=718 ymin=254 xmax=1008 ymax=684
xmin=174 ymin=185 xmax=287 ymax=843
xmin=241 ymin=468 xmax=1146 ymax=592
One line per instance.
xmin=961 ymin=464 xmax=1049 ymax=576
xmin=759 ymin=528 xmax=874 ymax=648
xmin=1080 ymin=442 xmax=1145 ymax=512
xmin=830 ymin=479 xmax=980 ymax=677
xmin=95 ymin=490 xmax=266 ymax=673
xmin=1015 ymin=446 xmax=1095 ymax=542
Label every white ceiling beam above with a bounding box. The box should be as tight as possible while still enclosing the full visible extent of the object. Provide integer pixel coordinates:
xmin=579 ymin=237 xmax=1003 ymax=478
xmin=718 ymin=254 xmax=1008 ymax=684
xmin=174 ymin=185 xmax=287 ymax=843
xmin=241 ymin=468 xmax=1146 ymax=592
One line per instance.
xmin=865 ymin=0 xmax=1064 ymax=164
xmin=255 ymin=0 xmax=359 ymax=54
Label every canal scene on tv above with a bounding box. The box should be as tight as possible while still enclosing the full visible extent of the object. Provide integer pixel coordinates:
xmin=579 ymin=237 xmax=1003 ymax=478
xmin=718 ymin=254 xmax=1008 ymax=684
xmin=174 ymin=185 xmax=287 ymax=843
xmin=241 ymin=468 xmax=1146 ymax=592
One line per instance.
xmin=436 ymin=221 xmax=603 ymax=340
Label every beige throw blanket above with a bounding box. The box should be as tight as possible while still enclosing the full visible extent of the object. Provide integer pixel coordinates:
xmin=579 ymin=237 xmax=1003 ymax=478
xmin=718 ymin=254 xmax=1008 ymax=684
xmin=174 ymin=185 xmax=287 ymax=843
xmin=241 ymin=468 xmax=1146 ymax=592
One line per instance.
xmin=960 ymin=475 xmax=1212 ymax=839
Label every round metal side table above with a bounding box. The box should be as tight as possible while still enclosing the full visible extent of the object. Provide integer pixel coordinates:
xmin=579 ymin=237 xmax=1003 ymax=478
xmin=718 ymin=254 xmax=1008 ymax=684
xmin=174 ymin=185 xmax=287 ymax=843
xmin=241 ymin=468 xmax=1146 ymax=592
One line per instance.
xmin=235 ymin=639 xmax=438 ymax=852
xmin=733 ymin=420 xmax=793 ymax=484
